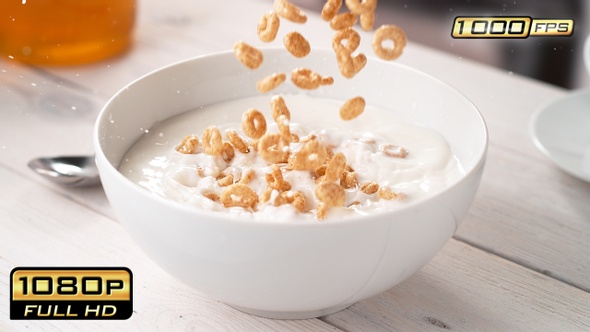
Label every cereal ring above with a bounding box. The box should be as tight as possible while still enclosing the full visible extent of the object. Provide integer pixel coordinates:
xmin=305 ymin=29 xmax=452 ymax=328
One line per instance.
xmin=381 ymin=144 xmax=408 ymax=158
xmin=217 ymin=173 xmax=234 ymax=187
xmin=242 ymin=108 xmax=267 ymax=139
xmin=276 ymin=114 xmax=292 ymax=143
xmin=335 ymin=49 xmax=365 ymax=78
xmin=332 ymin=27 xmax=361 ymax=53
xmin=315 ymin=182 xmax=346 ymax=207
xmin=330 ymin=12 xmax=358 ymax=30
xmin=353 ymin=52 xmax=367 ymax=72
xmin=284 ymin=31 xmax=311 ymax=58
xmin=239 ymin=169 xmax=256 ymax=184
xmin=259 ymin=187 xmax=274 ymax=204
xmin=202 ymin=126 xmax=223 ymax=155
xmin=292 ymin=139 xmax=328 ymax=170
xmin=203 ymin=192 xmax=219 ymax=202
xmin=233 ymin=41 xmax=263 ymax=69
xmin=336 ymin=49 xmax=355 ymax=78
xmin=176 ymin=134 xmax=199 ymax=154
xmin=220 ymin=184 xmax=258 ymax=209
xmin=274 ymin=0 xmax=307 ymax=23
xmin=291 ymin=191 xmax=307 ymax=212
xmin=340 ymin=96 xmax=365 ymax=120
xmin=291 ymin=67 xmax=334 ymax=90
xmin=372 ymin=24 xmax=407 ymax=61
xmin=360 ymin=181 xmax=379 ymax=194
xmin=321 ymin=0 xmax=342 ymax=21
xmin=325 ymin=152 xmax=346 ymax=182
xmin=316 ymin=203 xmax=329 ymax=220
xmin=257 ymin=72 xmax=287 ymax=93
xmin=226 ymin=130 xmax=250 ymax=154
xmin=258 ymin=133 xmax=290 ymax=164
xmin=344 ymin=0 xmax=377 ymax=14
xmin=273 ymin=192 xmax=289 ymax=206
xmin=360 ymin=10 xmax=375 ymax=31
xmin=315 ymin=164 xmax=327 ymax=177
xmin=270 ymin=95 xmax=291 ymax=122
xmin=378 ymin=186 xmax=403 ymax=200
xmin=220 ymin=141 xmax=235 ymax=162
xmin=257 ymin=11 xmax=280 ymax=42
xmin=265 ymin=165 xmax=291 ymax=191
xmin=340 ymin=170 xmax=358 ymax=189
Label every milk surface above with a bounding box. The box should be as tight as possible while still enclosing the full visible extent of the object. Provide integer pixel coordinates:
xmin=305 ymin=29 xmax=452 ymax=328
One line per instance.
xmin=119 ymin=94 xmax=463 ymax=221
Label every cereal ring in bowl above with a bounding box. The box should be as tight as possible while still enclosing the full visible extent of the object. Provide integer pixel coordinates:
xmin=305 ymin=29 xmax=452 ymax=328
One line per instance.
xmin=94 ymin=47 xmax=487 ymax=319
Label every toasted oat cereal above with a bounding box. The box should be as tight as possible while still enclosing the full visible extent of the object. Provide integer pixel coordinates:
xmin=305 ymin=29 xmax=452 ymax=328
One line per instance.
xmin=176 ymin=134 xmax=199 ymax=154
xmin=291 ymin=67 xmax=334 ymax=90
xmin=315 ymin=182 xmax=346 ymax=207
xmin=332 ymin=27 xmax=361 ymax=53
xmin=330 ymin=12 xmax=358 ymax=30
xmin=257 ymin=11 xmax=281 ymax=42
xmin=372 ymin=24 xmax=407 ymax=60
xmin=340 ymin=96 xmax=365 ymax=120
xmin=359 ymin=10 xmax=375 ymax=31
xmin=321 ymin=0 xmax=342 ymax=21
xmin=265 ymin=165 xmax=291 ymax=191
xmin=340 ymin=170 xmax=358 ymax=189
xmin=238 ymin=169 xmax=256 ymax=184
xmin=217 ymin=173 xmax=234 ymax=187
xmin=360 ymin=181 xmax=379 ymax=194
xmin=226 ymin=130 xmax=250 ymax=154
xmin=233 ymin=41 xmax=263 ymax=69
xmin=258 ymin=133 xmax=290 ymax=163
xmin=273 ymin=192 xmax=289 ymax=206
xmin=257 ymin=72 xmax=287 ymax=93
xmin=291 ymin=139 xmax=328 ymax=170
xmin=242 ymin=108 xmax=267 ymax=139
xmin=378 ymin=186 xmax=403 ymax=200
xmin=259 ymin=187 xmax=274 ymax=203
xmin=220 ymin=141 xmax=235 ymax=162
xmin=276 ymin=114 xmax=292 ymax=143
xmin=381 ymin=144 xmax=408 ymax=158
xmin=316 ymin=203 xmax=329 ymax=220
xmin=203 ymin=192 xmax=220 ymax=202
xmin=220 ymin=183 xmax=258 ymax=209
xmin=324 ymin=152 xmax=347 ymax=183
xmin=284 ymin=31 xmax=311 ymax=58
xmin=335 ymin=48 xmax=366 ymax=78
xmin=344 ymin=0 xmax=377 ymax=14
xmin=270 ymin=95 xmax=291 ymax=122
xmin=202 ymin=126 xmax=223 ymax=155
xmin=274 ymin=0 xmax=307 ymax=23
xmin=290 ymin=191 xmax=307 ymax=212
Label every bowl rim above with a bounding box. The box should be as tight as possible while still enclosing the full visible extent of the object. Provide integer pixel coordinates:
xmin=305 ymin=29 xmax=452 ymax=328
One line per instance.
xmin=94 ymin=47 xmax=489 ymax=228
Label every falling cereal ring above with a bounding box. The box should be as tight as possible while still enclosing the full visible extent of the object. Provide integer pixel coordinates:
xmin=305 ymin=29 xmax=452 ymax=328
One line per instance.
xmin=242 ymin=108 xmax=267 ymax=139
xmin=372 ymin=24 xmax=407 ymax=61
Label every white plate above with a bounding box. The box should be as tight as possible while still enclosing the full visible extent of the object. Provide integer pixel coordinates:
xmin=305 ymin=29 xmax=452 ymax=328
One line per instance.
xmin=531 ymin=88 xmax=590 ymax=182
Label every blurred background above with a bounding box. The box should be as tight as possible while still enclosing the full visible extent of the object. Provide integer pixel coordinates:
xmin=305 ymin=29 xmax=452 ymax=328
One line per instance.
xmin=298 ymin=0 xmax=590 ymax=89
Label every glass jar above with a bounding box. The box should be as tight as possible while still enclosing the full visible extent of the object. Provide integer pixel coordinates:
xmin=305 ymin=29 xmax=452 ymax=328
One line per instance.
xmin=0 ymin=0 xmax=136 ymax=66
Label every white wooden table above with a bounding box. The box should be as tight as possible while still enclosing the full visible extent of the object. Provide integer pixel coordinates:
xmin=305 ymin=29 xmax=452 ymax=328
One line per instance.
xmin=1 ymin=0 xmax=589 ymax=330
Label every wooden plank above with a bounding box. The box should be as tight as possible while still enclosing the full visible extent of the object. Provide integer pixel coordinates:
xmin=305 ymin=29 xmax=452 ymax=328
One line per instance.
xmin=0 ymin=166 xmax=339 ymax=331
xmin=456 ymin=143 xmax=590 ymax=291
xmin=322 ymin=239 xmax=590 ymax=331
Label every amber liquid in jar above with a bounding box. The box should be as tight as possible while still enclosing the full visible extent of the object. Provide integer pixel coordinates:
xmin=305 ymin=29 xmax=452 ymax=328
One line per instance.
xmin=0 ymin=0 xmax=136 ymax=66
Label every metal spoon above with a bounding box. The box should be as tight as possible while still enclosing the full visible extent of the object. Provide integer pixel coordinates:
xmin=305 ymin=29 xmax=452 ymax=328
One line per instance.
xmin=27 ymin=155 xmax=101 ymax=187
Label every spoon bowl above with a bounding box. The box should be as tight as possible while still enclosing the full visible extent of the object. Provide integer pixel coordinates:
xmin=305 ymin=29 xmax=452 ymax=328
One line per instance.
xmin=28 ymin=155 xmax=101 ymax=187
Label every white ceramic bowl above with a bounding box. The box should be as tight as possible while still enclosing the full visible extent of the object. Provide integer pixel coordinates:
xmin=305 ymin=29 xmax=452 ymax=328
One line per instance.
xmin=94 ymin=48 xmax=487 ymax=319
